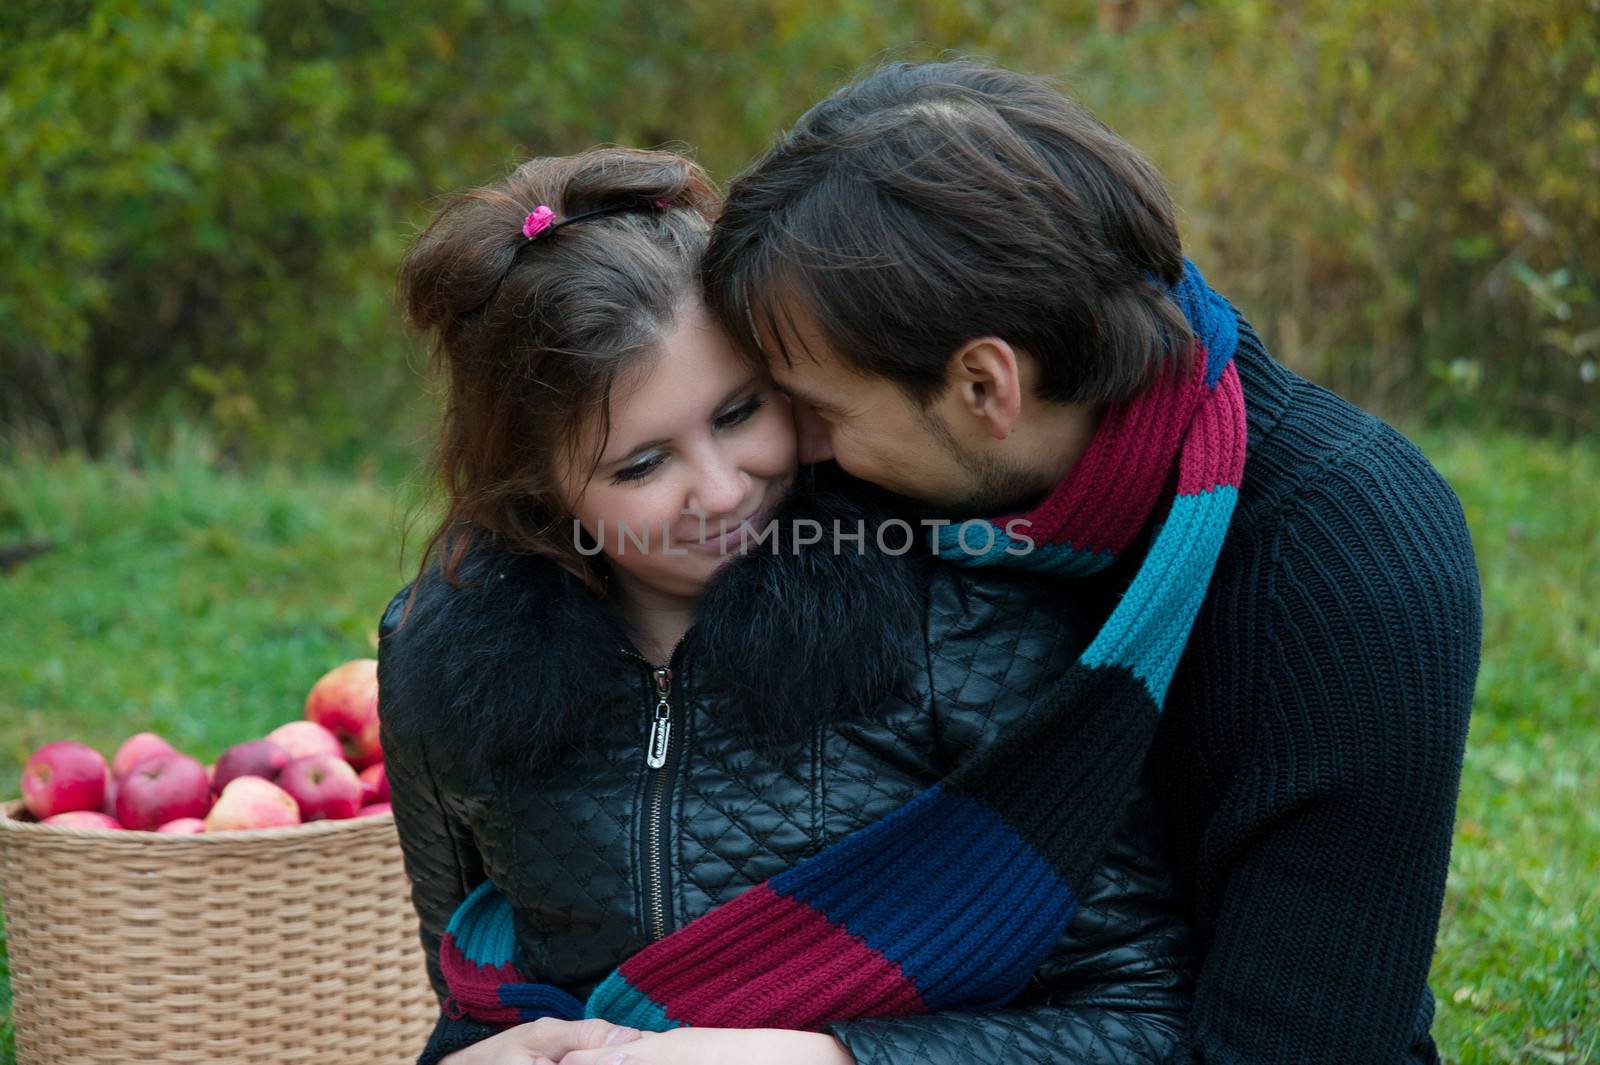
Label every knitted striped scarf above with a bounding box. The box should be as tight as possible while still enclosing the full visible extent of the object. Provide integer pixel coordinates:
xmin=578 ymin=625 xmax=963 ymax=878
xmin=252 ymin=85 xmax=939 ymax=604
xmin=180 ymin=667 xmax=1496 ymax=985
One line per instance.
xmin=436 ymin=258 xmax=1247 ymax=1032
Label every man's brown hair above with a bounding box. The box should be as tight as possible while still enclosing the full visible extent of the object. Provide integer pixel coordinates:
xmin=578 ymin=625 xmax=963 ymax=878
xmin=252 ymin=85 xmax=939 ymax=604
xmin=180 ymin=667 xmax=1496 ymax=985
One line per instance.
xmin=704 ymin=58 xmax=1192 ymax=407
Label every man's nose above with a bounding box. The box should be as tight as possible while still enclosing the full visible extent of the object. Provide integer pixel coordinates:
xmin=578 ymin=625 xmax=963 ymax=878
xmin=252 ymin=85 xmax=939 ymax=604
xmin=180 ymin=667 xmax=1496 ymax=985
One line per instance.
xmin=793 ymin=401 xmax=835 ymax=465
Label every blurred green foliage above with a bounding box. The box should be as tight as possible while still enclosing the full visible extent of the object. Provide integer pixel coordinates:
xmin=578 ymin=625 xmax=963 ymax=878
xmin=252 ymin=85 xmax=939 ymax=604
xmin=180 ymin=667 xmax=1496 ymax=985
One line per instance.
xmin=1 ymin=0 xmax=1596 ymax=472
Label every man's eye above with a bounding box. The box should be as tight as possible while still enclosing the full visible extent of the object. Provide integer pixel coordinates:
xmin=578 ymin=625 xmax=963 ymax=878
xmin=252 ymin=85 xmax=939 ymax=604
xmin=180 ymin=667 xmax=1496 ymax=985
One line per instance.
xmin=610 ymin=454 xmax=665 ymax=485
xmin=714 ymin=395 xmax=766 ymax=430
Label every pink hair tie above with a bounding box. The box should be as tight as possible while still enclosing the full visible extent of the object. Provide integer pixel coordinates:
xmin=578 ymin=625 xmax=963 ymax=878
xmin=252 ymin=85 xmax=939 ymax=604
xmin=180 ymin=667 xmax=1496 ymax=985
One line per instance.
xmin=522 ymin=205 xmax=556 ymax=240
xmin=519 ymin=198 xmax=669 ymax=244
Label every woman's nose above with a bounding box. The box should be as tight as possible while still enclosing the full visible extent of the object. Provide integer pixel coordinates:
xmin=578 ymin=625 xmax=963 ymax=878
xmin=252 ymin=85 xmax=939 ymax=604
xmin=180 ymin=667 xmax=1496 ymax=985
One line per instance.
xmin=686 ymin=452 xmax=750 ymax=516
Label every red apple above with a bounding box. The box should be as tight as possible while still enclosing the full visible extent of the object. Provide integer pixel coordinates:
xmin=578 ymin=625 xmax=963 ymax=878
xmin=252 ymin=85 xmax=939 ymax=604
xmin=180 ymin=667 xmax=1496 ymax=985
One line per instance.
xmin=41 ymin=810 xmax=123 ymax=830
xmin=100 ymin=773 xmax=119 ymax=817
xmin=357 ymin=762 xmax=389 ymax=806
xmin=21 ymin=741 xmax=109 ymax=819
xmin=112 ymin=732 xmax=179 ymax=779
xmin=212 ymin=739 xmax=292 ymax=793
xmin=355 ymin=802 xmax=391 ymax=818
xmin=205 ymin=777 xmax=301 ymax=832
xmin=304 ymin=659 xmax=383 ymax=769
xmin=265 ymin=720 xmax=343 ymax=762
xmin=276 ymin=754 xmax=363 ymax=821
xmin=115 ymin=753 xmax=212 ymax=831
xmin=156 ymin=817 xmax=206 ymax=834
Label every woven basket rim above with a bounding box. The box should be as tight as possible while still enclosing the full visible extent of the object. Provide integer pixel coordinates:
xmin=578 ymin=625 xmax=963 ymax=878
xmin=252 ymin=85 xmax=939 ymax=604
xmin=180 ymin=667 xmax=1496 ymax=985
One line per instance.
xmin=0 ymin=796 xmax=393 ymax=842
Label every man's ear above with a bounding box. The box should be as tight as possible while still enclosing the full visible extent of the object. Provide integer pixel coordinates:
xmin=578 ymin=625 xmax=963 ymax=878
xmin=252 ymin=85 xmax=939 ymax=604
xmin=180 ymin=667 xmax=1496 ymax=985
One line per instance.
xmin=946 ymin=337 xmax=1024 ymax=440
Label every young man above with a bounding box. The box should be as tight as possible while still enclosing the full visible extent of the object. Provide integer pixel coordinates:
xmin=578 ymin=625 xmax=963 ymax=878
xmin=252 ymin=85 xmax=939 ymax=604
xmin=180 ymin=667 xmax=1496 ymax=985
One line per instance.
xmin=703 ymin=59 xmax=1481 ymax=1064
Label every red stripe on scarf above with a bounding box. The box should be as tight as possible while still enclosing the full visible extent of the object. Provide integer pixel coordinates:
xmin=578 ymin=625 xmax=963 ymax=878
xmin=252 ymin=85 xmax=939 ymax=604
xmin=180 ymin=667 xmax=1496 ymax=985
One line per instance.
xmin=619 ymin=883 xmax=927 ymax=1029
xmin=1177 ymin=360 xmax=1247 ymax=497
xmin=992 ymin=344 xmax=1208 ymax=556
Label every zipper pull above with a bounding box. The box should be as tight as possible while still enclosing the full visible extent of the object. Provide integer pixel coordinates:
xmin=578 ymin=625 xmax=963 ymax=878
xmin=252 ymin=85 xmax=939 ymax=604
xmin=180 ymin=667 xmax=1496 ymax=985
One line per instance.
xmin=646 ymin=666 xmax=672 ymax=769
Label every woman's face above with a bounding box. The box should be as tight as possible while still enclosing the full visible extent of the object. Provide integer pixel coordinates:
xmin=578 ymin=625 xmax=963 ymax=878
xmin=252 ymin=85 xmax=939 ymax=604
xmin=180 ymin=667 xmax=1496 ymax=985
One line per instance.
xmin=562 ymin=298 xmax=798 ymax=604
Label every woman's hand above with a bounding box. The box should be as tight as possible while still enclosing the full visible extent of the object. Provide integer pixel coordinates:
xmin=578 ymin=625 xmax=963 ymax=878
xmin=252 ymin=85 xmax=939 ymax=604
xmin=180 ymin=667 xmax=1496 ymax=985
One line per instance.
xmin=549 ymin=1027 xmax=853 ymax=1065
xmin=438 ymin=1018 xmax=643 ymax=1065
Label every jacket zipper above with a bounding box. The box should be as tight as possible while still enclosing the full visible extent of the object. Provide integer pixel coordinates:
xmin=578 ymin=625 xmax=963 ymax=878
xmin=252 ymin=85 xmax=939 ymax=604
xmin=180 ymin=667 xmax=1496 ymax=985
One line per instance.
xmin=646 ymin=666 xmax=673 ymax=770
xmin=622 ymin=644 xmax=684 ymax=943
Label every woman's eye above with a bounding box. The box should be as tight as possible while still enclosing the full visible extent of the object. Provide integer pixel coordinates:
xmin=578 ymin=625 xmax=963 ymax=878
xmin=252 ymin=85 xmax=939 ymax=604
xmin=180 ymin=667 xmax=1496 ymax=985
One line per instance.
xmin=608 ymin=397 xmax=765 ymax=486
xmin=610 ymin=454 xmax=665 ymax=485
xmin=714 ymin=394 xmax=766 ymax=431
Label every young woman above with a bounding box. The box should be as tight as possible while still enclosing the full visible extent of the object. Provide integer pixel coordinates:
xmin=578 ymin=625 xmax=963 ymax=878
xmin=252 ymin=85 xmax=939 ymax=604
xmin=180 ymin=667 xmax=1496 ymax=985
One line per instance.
xmin=380 ymin=147 xmax=1193 ymax=1065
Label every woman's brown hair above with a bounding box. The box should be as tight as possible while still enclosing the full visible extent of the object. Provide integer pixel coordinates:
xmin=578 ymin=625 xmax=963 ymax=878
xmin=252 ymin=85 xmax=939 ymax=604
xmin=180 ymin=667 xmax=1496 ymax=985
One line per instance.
xmin=395 ymin=147 xmax=720 ymax=626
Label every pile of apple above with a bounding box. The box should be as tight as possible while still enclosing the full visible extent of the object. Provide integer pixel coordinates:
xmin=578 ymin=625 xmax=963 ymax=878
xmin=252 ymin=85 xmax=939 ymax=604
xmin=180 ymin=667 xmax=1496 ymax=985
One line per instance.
xmin=17 ymin=659 xmax=391 ymax=833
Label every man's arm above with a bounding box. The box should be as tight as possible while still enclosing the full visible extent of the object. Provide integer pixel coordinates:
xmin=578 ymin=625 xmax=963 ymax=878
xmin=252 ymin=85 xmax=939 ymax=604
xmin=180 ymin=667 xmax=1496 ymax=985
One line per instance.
xmin=1168 ymin=426 xmax=1481 ymax=1062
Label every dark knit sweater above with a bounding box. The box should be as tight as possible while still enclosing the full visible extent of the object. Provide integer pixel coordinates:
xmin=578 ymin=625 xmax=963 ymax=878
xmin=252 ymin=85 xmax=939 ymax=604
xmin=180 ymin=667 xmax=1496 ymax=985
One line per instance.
xmin=412 ymin=312 xmax=1479 ymax=1064
xmin=760 ymin=312 xmax=1479 ymax=1064
xmin=1116 ymin=313 xmax=1480 ymax=1062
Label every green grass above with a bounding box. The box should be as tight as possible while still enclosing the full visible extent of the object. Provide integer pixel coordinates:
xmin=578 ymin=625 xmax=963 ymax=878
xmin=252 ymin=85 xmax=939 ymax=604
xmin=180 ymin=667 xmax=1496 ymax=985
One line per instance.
xmin=1415 ymin=431 xmax=1600 ymax=1063
xmin=0 ymin=424 xmax=435 ymax=780
xmin=0 ymin=425 xmax=1596 ymax=1063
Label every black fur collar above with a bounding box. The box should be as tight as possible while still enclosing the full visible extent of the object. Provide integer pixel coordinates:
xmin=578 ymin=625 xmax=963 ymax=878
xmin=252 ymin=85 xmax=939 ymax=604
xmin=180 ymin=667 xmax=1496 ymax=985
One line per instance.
xmin=379 ymin=467 xmax=928 ymax=780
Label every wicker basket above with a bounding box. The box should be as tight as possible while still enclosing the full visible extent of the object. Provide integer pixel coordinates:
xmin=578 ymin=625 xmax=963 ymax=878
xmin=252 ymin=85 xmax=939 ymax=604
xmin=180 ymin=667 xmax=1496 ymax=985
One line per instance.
xmin=0 ymin=798 xmax=438 ymax=1064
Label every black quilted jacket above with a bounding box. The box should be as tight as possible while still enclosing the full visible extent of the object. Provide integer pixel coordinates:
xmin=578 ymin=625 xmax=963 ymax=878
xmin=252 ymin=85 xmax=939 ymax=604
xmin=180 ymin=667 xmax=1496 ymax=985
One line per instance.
xmin=377 ymin=478 xmax=1195 ymax=1065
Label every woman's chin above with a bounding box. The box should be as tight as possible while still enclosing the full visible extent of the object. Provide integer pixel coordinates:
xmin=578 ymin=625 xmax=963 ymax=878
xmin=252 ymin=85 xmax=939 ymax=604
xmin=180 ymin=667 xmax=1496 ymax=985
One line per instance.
xmin=606 ymin=554 xmax=722 ymax=606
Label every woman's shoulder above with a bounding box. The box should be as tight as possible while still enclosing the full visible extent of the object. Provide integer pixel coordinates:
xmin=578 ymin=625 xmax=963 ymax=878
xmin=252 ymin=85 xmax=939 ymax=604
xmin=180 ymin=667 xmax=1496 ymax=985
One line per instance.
xmin=682 ymin=471 xmax=930 ymax=749
xmin=923 ymin=561 xmax=1093 ymax=657
xmin=374 ymin=535 xmax=636 ymax=780
xmin=375 ymin=537 xmax=543 ymax=702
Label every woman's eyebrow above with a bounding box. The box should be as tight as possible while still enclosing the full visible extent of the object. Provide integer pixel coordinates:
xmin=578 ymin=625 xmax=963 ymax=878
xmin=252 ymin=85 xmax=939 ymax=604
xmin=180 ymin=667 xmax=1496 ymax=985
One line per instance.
xmin=713 ymin=375 xmax=761 ymax=411
xmin=601 ymin=434 xmax=670 ymax=468
xmin=602 ymin=377 xmax=764 ymax=466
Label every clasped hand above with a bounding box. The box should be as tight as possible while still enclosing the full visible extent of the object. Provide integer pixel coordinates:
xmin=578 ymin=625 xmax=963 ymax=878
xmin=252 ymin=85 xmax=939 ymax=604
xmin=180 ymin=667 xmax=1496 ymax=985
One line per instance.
xmin=444 ymin=1017 xmax=854 ymax=1065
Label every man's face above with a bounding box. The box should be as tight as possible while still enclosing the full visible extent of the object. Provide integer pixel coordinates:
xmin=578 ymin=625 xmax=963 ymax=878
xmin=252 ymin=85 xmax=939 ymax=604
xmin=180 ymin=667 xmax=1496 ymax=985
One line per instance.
xmin=763 ymin=306 xmax=1047 ymax=515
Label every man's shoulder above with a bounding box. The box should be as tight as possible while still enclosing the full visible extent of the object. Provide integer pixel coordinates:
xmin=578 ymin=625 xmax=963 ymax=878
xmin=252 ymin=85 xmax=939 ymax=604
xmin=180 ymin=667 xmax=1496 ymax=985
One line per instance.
xmin=1231 ymin=325 xmax=1467 ymax=551
xmin=1169 ymin=333 xmax=1481 ymax=766
xmin=1204 ymin=318 xmax=1482 ymax=677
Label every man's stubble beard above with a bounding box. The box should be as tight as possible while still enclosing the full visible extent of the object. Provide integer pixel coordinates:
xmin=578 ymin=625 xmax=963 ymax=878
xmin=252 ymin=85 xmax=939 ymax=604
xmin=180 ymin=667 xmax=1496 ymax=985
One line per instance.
xmin=913 ymin=404 xmax=1053 ymax=520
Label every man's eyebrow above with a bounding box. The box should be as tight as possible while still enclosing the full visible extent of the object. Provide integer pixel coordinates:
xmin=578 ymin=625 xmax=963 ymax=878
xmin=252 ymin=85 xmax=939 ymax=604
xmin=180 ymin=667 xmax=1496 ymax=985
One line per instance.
xmin=776 ymin=382 xmax=844 ymax=414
